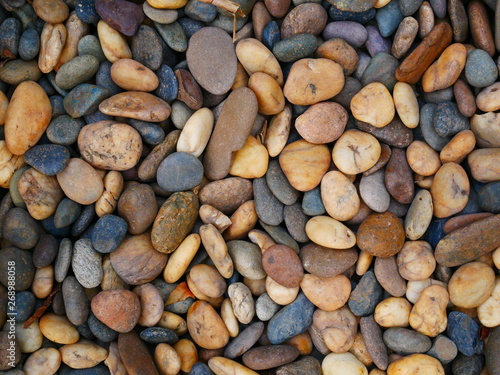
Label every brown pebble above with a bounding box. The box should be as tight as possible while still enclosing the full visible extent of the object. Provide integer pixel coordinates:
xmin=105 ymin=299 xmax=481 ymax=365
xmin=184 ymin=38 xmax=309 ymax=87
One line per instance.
xmin=443 ymin=212 xmax=495 ymax=234
xmin=175 ymin=69 xmax=203 ymax=110
xmin=262 ymin=244 xmax=304 ymax=288
xmin=392 ymin=17 xmax=419 ymax=59
xmin=242 ymin=345 xmax=300 ymax=370
xmin=280 ymin=3 xmax=327 ymax=38
xmin=294 ymin=101 xmax=347 ymax=144
xmin=252 ymin=2 xmax=273 ymax=41
xmin=264 ymin=0 xmax=290 ymax=18
xmin=316 ymin=38 xmax=359 ymax=76
xmin=449 ymin=0 xmax=469 ymax=42
xmin=299 ymin=244 xmax=358 ymax=278
xmin=395 ymin=23 xmax=453 ymax=84
xmin=360 ymin=315 xmax=388 ymax=371
xmin=119 ymin=331 xmax=159 ymax=375
xmin=91 ymin=290 xmax=141 ymax=333
xmin=468 ymin=0 xmax=496 ymax=56
xmin=357 ymin=212 xmax=406 ymax=258
xmin=418 ymin=1 xmax=434 ymax=39
xmin=199 ymin=177 xmax=253 ymax=215
xmin=385 ymin=148 xmax=414 ymax=204
xmin=374 ymin=256 xmax=406 ymax=297
xmin=363 ymin=143 xmax=391 ymax=177
xmin=453 ymin=79 xmax=477 ymax=117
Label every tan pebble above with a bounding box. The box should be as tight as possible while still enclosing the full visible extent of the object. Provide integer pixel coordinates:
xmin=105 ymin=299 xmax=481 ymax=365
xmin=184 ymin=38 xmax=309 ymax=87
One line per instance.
xmin=55 ymin=12 xmax=89 ymax=71
xmin=316 ymin=38 xmax=359 ymax=75
xmin=406 ymin=140 xmax=441 ymax=176
xmin=224 ymin=200 xmax=258 ymax=241
xmin=321 ymin=170 xmax=360 ymax=221
xmin=430 ymin=163 xmax=470 ymax=218
xmin=493 ymin=247 xmax=500 ymax=269
xmin=110 ymin=59 xmax=159 ymax=92
xmin=264 ymin=105 xmax=292 ymax=157
xmin=0 ymin=91 xmax=8 ymax=125
xmin=156 ymin=311 xmax=187 ymax=336
xmin=235 ymin=38 xmax=284 ymax=86
xmin=248 ymin=72 xmax=285 ymax=115
xmin=15 ymin=321 xmax=43 ymax=353
xmin=351 ymin=82 xmax=395 ymax=128
xmin=243 ymin=277 xmax=266 ymax=296
xmin=231 ymin=62 xmax=249 ymax=89
xmin=467 ymin=148 xmax=500 ymax=183
xmin=448 ymin=261 xmax=496 ymax=308
xmin=187 ymin=301 xmax=230 ymax=350
xmin=199 ymin=224 xmax=234 ymax=278
xmin=332 ymin=129 xmax=381 ymax=175
xmin=300 ymin=274 xmax=351 ymax=311
xmin=209 ymin=357 xmax=259 ymax=375
xmin=39 ymin=23 xmax=67 ymax=73
xmin=24 ymin=347 xmax=61 ymax=375
xmin=32 ymin=265 xmax=54 ymax=299
xmin=356 ymin=251 xmax=373 ymax=276
xmin=0 ymin=141 xmax=24 ymax=189
xmin=414 ymin=174 xmax=433 ymax=189
xmin=397 ymin=241 xmax=436 ymax=281
xmin=59 ymin=340 xmax=107 ymax=369
xmin=177 ymin=108 xmax=214 ymax=157
xmin=78 ymin=121 xmax=142 ymax=171
xmin=392 ymin=17 xmax=419 ymax=59
xmin=279 ymin=139 xmax=330 ymax=191
xmin=349 ymin=331 xmax=373 ymax=367
xmin=295 ymin=101 xmax=348 ymax=144
xmin=248 ymin=229 xmax=276 ymax=253
xmin=229 ymin=135 xmax=269 ymax=178
xmin=133 ymin=283 xmax=164 ymax=327
xmin=220 ymin=298 xmax=239 ymax=337
xmin=283 ymin=58 xmax=344 ymax=105
xmin=97 ymin=20 xmax=131 ymax=63
xmin=173 ymin=339 xmax=198 ymax=373
xmin=200 ymin=205 xmax=232 ymax=232
xmin=305 ymin=216 xmax=356 ymax=249
xmin=470 ymin=112 xmax=500 ymax=148
xmin=266 ymin=276 xmax=299 ymax=305
xmin=189 ymin=264 xmax=226 ymax=299
xmin=418 ymin=1 xmax=434 ymax=39
xmin=33 ymin=0 xmax=69 ymax=24
xmin=228 ymin=283 xmax=255 ymax=324
xmin=163 ymin=233 xmax=200 ymax=283
xmin=387 ymin=354 xmax=444 ymax=375
xmin=100 ymin=255 xmax=128 ymax=291
xmin=95 ymin=171 xmax=123 ymax=217
xmin=374 ymin=0 xmax=390 ymax=6
xmin=57 ymin=158 xmax=104 ymax=205
xmin=154 ymin=343 xmax=182 ymax=375
xmin=477 ymin=276 xmax=500 ymax=327
xmin=439 ymin=129 xmax=476 ymax=164
xmin=18 ymin=168 xmax=64 ymax=220
xmin=409 ymin=285 xmax=449 ymax=337
xmin=39 ymin=313 xmax=79 ymax=344
xmin=322 ymin=352 xmax=368 ymax=375
xmin=404 ymin=189 xmax=433 ymax=241
xmin=374 ymin=297 xmax=412 ymax=328
xmin=393 ymin=82 xmax=419 ymax=128
xmin=422 ymin=43 xmax=467 ymax=92
xmin=99 ymin=92 xmax=171 ymax=122
xmin=453 ymin=78 xmax=477 ymax=117
xmin=147 ymin=0 xmax=187 ymax=8
xmin=313 ymin=306 xmax=357 ymax=353
xmin=4 ymin=81 xmax=52 ymax=156
xmin=476 ymin=82 xmax=500 ymax=112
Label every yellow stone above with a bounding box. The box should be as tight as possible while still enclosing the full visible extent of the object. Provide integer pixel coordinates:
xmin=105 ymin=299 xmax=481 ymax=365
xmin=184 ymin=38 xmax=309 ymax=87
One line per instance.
xmin=351 ymin=82 xmax=395 ymax=128
xmin=229 ymin=135 xmax=269 ymax=179
xmin=422 ymin=43 xmax=467 ymax=92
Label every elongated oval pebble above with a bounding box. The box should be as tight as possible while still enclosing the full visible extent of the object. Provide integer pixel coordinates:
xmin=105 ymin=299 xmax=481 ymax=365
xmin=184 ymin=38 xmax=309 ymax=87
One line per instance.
xmin=177 ymin=108 xmax=214 ymax=157
xmin=430 ymin=162 xmax=470 ymax=218
xmin=393 ymin=82 xmax=419 ymax=128
xmin=110 ymin=58 xmax=159 ymax=92
xmin=187 ymin=301 xmax=230 ymax=350
xmin=305 ymin=216 xmax=356 ymax=249
xmin=99 ymin=91 xmax=171 ymax=122
xmin=332 ymin=129 xmax=381 ymax=175
xmin=422 ymin=43 xmax=467 ymax=92
xmin=97 ymin=20 xmax=132 ymax=62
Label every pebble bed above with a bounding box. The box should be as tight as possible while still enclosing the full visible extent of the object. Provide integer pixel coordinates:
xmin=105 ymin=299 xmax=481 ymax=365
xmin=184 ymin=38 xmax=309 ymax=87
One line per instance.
xmin=0 ymin=0 xmax=499 ymax=374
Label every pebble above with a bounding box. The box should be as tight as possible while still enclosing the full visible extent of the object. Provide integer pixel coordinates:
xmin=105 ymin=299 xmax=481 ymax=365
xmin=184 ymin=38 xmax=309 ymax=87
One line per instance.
xmin=376 ymin=0 xmax=403 ymax=37
xmin=95 ymin=0 xmax=143 ymax=37
xmin=157 ymin=152 xmax=203 ymax=192
xmin=485 ymin=326 xmax=500 ymax=375
xmin=348 ymin=270 xmax=384 ymax=317
xmin=2 ymin=208 xmax=39 ymax=250
xmin=322 ymin=352 xmax=367 ymax=375
xmin=72 ymin=238 xmax=103 ymax=288
xmin=465 ymin=48 xmax=498 ymax=88
xmin=383 ymin=327 xmax=432 ymax=354
xmin=409 ymin=284 xmax=449 ymax=337
xmin=387 ymin=354 xmax=444 ymax=375
xmin=323 ymin=21 xmax=368 ymax=48
xmin=392 ymin=16 xmax=418 ymax=58
xmin=452 ymin=353 xmax=483 ymax=375
xmin=118 ymin=331 xmax=159 ymax=375
xmin=56 ymin=55 xmax=100 ymax=90
xmin=242 ymin=345 xmax=299 ymax=370
xmin=430 ymin=163 xmax=470 ymax=218
xmin=447 ymin=311 xmax=482 ymax=356
xmin=374 ymin=255 xmax=406 ymax=297
xmin=357 ymin=212 xmax=405 ymax=257
xmin=422 ymin=43 xmax=466 ymax=93
xmin=91 ymin=289 xmax=141 ymax=333
xmin=24 ymin=144 xmax=70 ymax=176
xmin=351 ymin=82 xmax=395 ymax=128
xmin=39 ymin=313 xmax=80 ymax=344
xmin=187 ymin=300 xmax=229 ymax=349
xmin=360 ymin=315 xmax=388 ymax=370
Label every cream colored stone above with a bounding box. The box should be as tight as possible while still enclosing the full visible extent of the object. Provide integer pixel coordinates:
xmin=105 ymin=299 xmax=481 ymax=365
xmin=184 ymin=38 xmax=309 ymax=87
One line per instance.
xmin=154 ymin=343 xmax=182 ymax=375
xmin=39 ymin=23 xmax=67 ymax=73
xmin=470 ymin=112 xmax=500 ymax=148
xmin=313 ymin=306 xmax=357 ymax=353
xmin=248 ymin=72 xmax=285 ymax=115
xmin=24 ymin=348 xmax=61 ymax=375
xmin=111 ymin=59 xmax=159 ymax=92
xmin=266 ymin=276 xmax=299 ymax=305
xmin=264 ymin=105 xmax=292 ymax=157
xmin=220 ymin=298 xmax=239 ymax=337
xmin=39 ymin=313 xmax=79 ymax=344
xmin=387 ymin=354 xmax=444 ymax=375
xmin=409 ymin=285 xmax=449 ymax=337
xmin=477 ymin=276 xmax=500 ymax=327
xmin=224 ymin=200 xmax=258 ymax=241
xmin=173 ymin=339 xmax=198 ymax=373
xmin=356 ymin=251 xmax=373 ymax=276
xmin=164 ymin=233 xmax=201 ymax=283
xmin=322 ymin=353 xmax=368 ymax=375
xmin=177 ymin=108 xmax=214 ymax=157
xmin=439 ymin=129 xmax=476 ymax=164
xmin=397 ymin=241 xmax=436 ymax=281
xmin=348 ymin=331 xmax=373 ymax=367
xmin=406 ymin=140 xmax=441 ymax=176
xmin=300 ymin=274 xmax=351 ymax=311
xmin=199 ymin=205 xmax=232 ymax=232
xmin=332 ymin=129 xmax=381 ymax=175
xmin=422 ymin=43 xmax=467 ymax=92
xmin=229 ymin=135 xmax=269 ymax=178
xmin=321 ymin=171 xmax=360 ymax=222
xmin=374 ymin=297 xmax=412 ymax=328
xmin=476 ymin=82 xmax=500 ymax=112
xmin=95 ymin=170 xmax=123 ymax=217
xmin=430 ymin=163 xmax=470 ymax=218
xmin=97 ymin=21 xmax=131 ymax=62
xmin=12 ymin=321 xmax=43 ymax=353
xmin=32 ymin=265 xmax=54 ymax=299
xmin=57 ymin=158 xmax=104 ymax=205
xmin=189 ymin=264 xmax=226 ymax=299
xmin=393 ymin=82 xmax=419 ymax=128
xmin=157 ymin=311 xmax=188 ymax=336
xmin=0 ymin=90 xmax=8 ymax=126
xmin=208 ymin=357 xmax=259 ymax=375
xmin=187 ymin=301 xmax=229 ymax=350
xmin=235 ymin=38 xmax=284 ymax=85
xmin=59 ymin=340 xmax=107 ymax=369
xmin=448 ymin=261 xmax=496 ymax=308
xmin=305 ymin=216 xmax=356 ymax=249
xmin=351 ymin=82 xmax=395 ymax=128
xmin=0 ymin=141 xmax=24 ymax=189
xmin=199 ymin=224 xmax=234 ymax=279
xmin=467 ymin=148 xmax=500 ymax=183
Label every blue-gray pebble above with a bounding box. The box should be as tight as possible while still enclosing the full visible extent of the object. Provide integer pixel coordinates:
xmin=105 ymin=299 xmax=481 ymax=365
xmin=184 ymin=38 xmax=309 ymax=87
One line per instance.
xmin=273 ymin=33 xmax=318 ymax=63
xmin=78 ymin=35 xmax=106 ymax=63
xmin=47 ymin=115 xmax=85 ymax=146
xmin=447 ymin=311 xmax=483 ymax=356
xmin=157 ymin=152 xmax=204 ymax=192
xmin=433 ymin=101 xmax=469 ymax=137
xmin=189 ymin=362 xmax=214 ymax=375
xmin=375 ymin=0 xmax=404 ymax=37
xmin=91 ymin=214 xmax=128 ymax=254
xmin=95 ymin=61 xmax=121 ymax=97
xmin=185 ymin=0 xmax=217 ymax=22
xmin=465 ymin=49 xmax=498 ymax=88
xmin=383 ymin=327 xmax=432 ymax=354
xmin=302 ymin=187 xmax=326 ymax=216
xmin=76 ymin=0 xmax=100 ymax=24
xmin=361 ymin=52 xmax=399 ymax=91
xmin=323 ymin=21 xmax=368 ymax=47
xmin=155 ymin=64 xmax=178 ymax=102
xmin=13 ymin=291 xmax=36 ymax=322
xmin=128 ymin=119 xmax=165 ymax=145
xmin=131 ymin=25 xmax=163 ymax=71
xmin=479 ymin=182 xmax=500 ymax=214
xmin=420 ymin=103 xmax=452 ymax=151
xmin=263 ymin=21 xmax=281 ymax=50
xmin=2 ymin=208 xmax=39 ymax=250
xmin=23 ymin=144 xmax=70 ymax=176
xmin=54 ymin=198 xmax=82 ymax=229
xmin=63 ymin=84 xmax=109 ymax=118
xmin=0 ymin=247 xmax=35 ymax=291
xmin=253 ymin=177 xmax=284 ymax=226
xmin=18 ymin=28 xmax=39 ymax=60
xmin=177 ymin=17 xmax=205 ymax=39
xmin=451 ymin=353 xmax=484 ymax=375
xmin=329 ymin=6 xmax=375 ymax=23
xmin=155 ymin=21 xmax=188 ymax=52
xmin=88 ymin=312 xmax=118 ymax=342
xmin=348 ymin=270 xmax=384 ymax=316
xmin=139 ymin=327 xmax=179 ymax=344
xmin=71 ymin=204 xmax=96 ymax=238
xmin=0 ymin=18 xmax=21 ymax=56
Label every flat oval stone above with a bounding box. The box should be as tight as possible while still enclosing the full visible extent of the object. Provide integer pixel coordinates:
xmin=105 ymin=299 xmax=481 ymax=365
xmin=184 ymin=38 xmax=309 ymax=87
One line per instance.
xmin=47 ymin=115 xmax=85 ymax=146
xmin=273 ymin=33 xmax=319 ymax=63
xmin=321 ymin=171 xmax=359 ymax=221
xmin=91 ymin=214 xmax=128 ymax=254
xmin=374 ymin=256 xmax=406 ymax=297
xmin=243 ymin=345 xmax=300 ymax=370
xmin=131 ymin=25 xmax=163 ymax=71
xmin=140 ymin=327 xmax=178 ymax=344
xmin=151 ymin=191 xmax=199 ymax=254
xmin=360 ymin=315 xmax=388 ymax=370
xmin=383 ymin=327 xmax=432 ymax=355
xmin=299 ymin=243 xmax=358 ymax=278
xmin=316 ymin=38 xmax=359 ymax=76
xmin=279 ymin=139 xmax=330 ymax=192
xmin=157 ymin=152 xmax=203 ymax=192
xmin=72 ymin=238 xmax=103 ymax=288
xmin=63 ymin=84 xmax=109 ymax=118
xmin=283 ymin=58 xmax=344 ymax=105
xmin=39 ymin=313 xmax=79 ymax=344
xmin=357 ymin=212 xmax=405 ymax=258
xmin=118 ymin=331 xmax=159 ymax=375
xmin=422 ymin=43 xmax=466 ymax=93
xmin=265 ymin=159 xmax=299 ymax=206
xmin=224 ymin=322 xmax=264 ymax=359
xmin=91 ymin=289 xmax=140 ymax=333
xmin=465 ymin=48 xmax=498 ymax=88
xmin=323 ymin=21 xmax=368 ymax=48
xmin=351 ymin=82 xmax=395 ymax=128
xmin=295 ymin=102 xmax=347 ymax=144
xmin=0 ymin=246 xmax=35 ymax=291
xmin=283 ymin=203 xmax=309 ymax=243
xmin=24 ymin=144 xmax=70 ymax=176
xmin=361 ymin=52 xmax=399 ymax=92
xmin=55 ymin=55 xmax=100 ymax=90
xmin=203 ymin=88 xmax=257 ymax=180
xmin=305 ymin=216 xmax=356 ymax=249
xmin=99 ymin=91 xmax=171 ymax=122
xmin=199 ymin=177 xmax=253 ymax=215
xmin=435 ymin=214 xmax=500 ymax=267
xmin=143 ymin=2 xmax=177 ymax=23
xmin=430 ymin=163 xmax=470 ymax=218
xmin=392 ymin=16 xmax=419 ymax=59
xmin=360 ymin=169 xmax=391 ymax=213
xmin=471 ymin=112 xmax=500 ymax=148
xmin=187 ymin=300 xmax=230 ymax=349
xmin=267 ymin=293 xmax=315 ymax=344
xmin=62 ymin=276 xmax=89 ymax=326
xmin=322 ymin=353 xmax=367 ymax=375
xmin=281 ymin=3 xmax=327 ymax=38
xmin=262 ymin=244 xmax=303 ymax=288
xmin=329 ymin=0 xmax=376 ymax=12
xmin=332 ymin=129 xmax=381 ymax=175
xmin=187 ymin=27 xmax=236 ymax=95
xmin=117 ymin=184 xmax=157 ymax=235
xmin=404 ymin=189 xmax=433 ymax=240
xmin=385 ymin=148 xmax=414 ymax=204
xmin=300 ymin=273 xmax=351 ymax=311
xmin=95 ymin=0 xmax=144 ymax=36
xmin=57 ymin=158 xmax=104 ymax=205
xmin=5 ymin=81 xmax=51 ymax=156
xmin=468 ymin=148 xmax=500 ymax=183
xmin=388 ymin=354 xmax=444 ymax=375
xmin=110 ymin=59 xmax=159 ymax=92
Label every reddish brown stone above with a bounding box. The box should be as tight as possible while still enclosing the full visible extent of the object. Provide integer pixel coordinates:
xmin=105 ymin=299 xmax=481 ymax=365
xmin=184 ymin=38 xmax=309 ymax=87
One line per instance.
xmin=395 ymin=23 xmax=453 ymax=84
xmin=264 ymin=0 xmax=291 ymax=18
xmin=357 ymin=212 xmax=406 ymax=258
xmin=299 ymin=244 xmax=358 ymax=278
xmin=175 ymin=69 xmax=203 ymax=110
xmin=435 ymin=215 xmax=500 ymax=267
xmin=118 ymin=331 xmax=159 ymax=375
xmin=385 ymin=148 xmax=414 ymax=204
xmin=262 ymin=244 xmax=304 ymax=288
xmin=91 ymin=290 xmax=141 ymax=333
xmin=468 ymin=0 xmax=496 ymax=56
xmin=443 ymin=212 xmax=494 ymax=234
xmin=453 ymin=79 xmax=477 ymax=117
xmin=280 ymin=3 xmax=327 ymax=39
xmin=374 ymin=256 xmax=406 ymax=297
xmin=363 ymin=143 xmax=391 ymax=177
xmin=242 ymin=345 xmax=300 ymax=370
xmin=199 ymin=177 xmax=253 ymax=215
